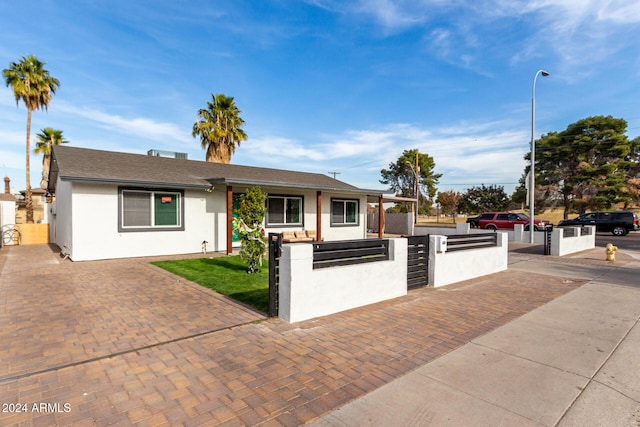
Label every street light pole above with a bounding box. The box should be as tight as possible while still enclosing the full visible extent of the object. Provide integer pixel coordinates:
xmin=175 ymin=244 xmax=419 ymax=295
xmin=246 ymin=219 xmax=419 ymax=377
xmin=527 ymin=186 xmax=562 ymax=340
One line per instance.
xmin=529 ymin=69 xmax=549 ymax=244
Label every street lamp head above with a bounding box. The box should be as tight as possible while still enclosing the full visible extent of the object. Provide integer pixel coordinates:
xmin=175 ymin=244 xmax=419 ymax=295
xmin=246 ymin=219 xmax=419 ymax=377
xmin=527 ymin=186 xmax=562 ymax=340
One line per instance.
xmin=541 ymin=70 xmax=550 ymax=77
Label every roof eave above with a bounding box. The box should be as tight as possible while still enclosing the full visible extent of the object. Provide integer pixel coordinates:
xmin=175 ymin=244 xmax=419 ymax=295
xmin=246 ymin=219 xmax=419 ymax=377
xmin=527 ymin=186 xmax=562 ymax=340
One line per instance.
xmin=206 ymin=178 xmax=380 ymax=194
xmin=58 ymin=176 xmax=209 ymax=190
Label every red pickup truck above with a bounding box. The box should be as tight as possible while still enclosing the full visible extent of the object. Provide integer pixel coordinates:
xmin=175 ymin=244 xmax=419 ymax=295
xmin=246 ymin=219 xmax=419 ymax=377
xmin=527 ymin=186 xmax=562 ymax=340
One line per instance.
xmin=476 ymin=212 xmax=550 ymax=231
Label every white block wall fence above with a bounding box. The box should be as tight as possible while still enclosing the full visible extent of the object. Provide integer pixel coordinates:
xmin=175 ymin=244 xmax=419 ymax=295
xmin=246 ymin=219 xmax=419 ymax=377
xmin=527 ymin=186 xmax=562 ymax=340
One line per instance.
xmin=278 ymin=238 xmax=408 ymax=323
xmin=428 ymin=232 xmax=509 ymax=288
xmin=550 ymin=226 xmax=595 ymax=256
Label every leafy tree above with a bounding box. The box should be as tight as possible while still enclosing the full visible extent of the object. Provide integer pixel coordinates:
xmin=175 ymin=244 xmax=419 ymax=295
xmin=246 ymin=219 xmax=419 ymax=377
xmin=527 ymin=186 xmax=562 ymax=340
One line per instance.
xmin=234 ymin=186 xmax=267 ymax=273
xmin=192 ymin=93 xmax=247 ymax=163
xmin=510 ymin=173 xmax=528 ymax=209
xmin=3 ymin=55 xmax=60 ymax=223
xmin=532 ymin=115 xmax=635 ymax=217
xmin=621 ymin=136 xmax=640 ymax=208
xmin=380 ymin=149 xmax=442 ymax=213
xmin=34 ymin=127 xmax=68 ymax=189
xmin=436 ymin=190 xmax=462 ymax=222
xmin=459 ymin=184 xmax=509 ymax=214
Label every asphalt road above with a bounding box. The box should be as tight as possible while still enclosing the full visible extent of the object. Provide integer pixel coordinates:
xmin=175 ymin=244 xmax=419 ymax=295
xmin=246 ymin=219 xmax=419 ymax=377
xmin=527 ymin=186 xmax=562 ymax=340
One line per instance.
xmin=595 ymin=230 xmax=640 ymax=252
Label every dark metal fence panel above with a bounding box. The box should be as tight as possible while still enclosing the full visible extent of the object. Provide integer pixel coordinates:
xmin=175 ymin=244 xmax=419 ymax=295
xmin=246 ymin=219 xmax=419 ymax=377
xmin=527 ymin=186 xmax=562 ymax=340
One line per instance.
xmin=406 ymin=235 xmax=429 ymax=289
xmin=544 ymin=225 xmax=553 ymax=255
xmin=445 ymin=233 xmax=497 ymax=252
xmin=312 ymin=239 xmax=389 ymax=269
xmin=268 ymin=233 xmax=282 ymax=317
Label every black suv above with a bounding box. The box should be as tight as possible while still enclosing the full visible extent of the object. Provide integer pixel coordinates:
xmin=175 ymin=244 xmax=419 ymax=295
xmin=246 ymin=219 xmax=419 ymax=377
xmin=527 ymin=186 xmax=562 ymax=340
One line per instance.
xmin=557 ymin=211 xmax=639 ymax=236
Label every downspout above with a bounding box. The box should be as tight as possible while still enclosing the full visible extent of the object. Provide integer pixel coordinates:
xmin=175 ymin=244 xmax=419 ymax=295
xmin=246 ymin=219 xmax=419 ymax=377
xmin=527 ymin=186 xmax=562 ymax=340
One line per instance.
xmin=378 ymin=195 xmax=384 ymax=238
xmin=226 ymin=185 xmax=233 ymax=254
xmin=316 ymin=191 xmax=322 ymax=241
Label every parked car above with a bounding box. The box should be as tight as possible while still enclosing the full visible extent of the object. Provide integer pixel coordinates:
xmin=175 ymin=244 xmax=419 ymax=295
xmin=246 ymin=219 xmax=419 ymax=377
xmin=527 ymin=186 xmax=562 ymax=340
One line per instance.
xmin=557 ymin=211 xmax=639 ymax=236
xmin=476 ymin=212 xmax=550 ymax=231
xmin=466 ymin=215 xmax=481 ymax=228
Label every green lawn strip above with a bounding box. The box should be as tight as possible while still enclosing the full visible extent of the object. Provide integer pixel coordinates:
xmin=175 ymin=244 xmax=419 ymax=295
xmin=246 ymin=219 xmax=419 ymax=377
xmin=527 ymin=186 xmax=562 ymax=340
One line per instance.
xmin=151 ymin=255 xmax=269 ymax=313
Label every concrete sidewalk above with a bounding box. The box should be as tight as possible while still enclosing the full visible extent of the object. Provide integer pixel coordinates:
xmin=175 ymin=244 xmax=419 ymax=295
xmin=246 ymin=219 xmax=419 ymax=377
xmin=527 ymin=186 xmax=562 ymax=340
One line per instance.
xmin=313 ymin=252 xmax=640 ymax=426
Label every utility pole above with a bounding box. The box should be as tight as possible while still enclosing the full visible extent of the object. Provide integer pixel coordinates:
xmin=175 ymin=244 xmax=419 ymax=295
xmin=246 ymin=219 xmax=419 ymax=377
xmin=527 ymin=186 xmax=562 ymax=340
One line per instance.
xmin=328 ymin=171 xmax=341 ymax=179
xmin=415 ymin=149 xmax=420 ymax=223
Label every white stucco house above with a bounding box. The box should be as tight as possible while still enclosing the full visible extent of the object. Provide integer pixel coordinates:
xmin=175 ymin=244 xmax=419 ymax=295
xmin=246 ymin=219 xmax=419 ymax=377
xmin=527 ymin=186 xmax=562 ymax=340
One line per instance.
xmin=47 ymin=146 xmax=389 ymax=261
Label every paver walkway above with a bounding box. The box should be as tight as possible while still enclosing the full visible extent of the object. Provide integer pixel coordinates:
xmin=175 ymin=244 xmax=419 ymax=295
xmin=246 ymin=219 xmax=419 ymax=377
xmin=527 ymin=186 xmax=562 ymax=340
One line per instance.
xmin=0 ymin=244 xmax=617 ymax=426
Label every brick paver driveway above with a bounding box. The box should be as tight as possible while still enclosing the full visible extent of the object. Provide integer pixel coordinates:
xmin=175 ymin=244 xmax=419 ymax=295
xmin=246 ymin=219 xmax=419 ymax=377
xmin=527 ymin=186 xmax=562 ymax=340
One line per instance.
xmin=0 ymin=244 xmax=586 ymax=426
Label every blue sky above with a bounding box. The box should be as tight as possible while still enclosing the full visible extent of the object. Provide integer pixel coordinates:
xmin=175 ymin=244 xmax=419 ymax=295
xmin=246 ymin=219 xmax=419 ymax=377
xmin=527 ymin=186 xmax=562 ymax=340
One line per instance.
xmin=2 ymin=0 xmax=640 ymax=196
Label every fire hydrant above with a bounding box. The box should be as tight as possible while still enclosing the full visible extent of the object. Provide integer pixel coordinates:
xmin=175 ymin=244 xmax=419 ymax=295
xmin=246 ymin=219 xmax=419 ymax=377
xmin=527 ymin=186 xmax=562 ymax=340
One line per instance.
xmin=605 ymin=243 xmax=618 ymax=262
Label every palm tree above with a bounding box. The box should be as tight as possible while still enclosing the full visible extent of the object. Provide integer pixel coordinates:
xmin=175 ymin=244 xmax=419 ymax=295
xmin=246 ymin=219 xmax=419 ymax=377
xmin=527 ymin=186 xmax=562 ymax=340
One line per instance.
xmin=192 ymin=93 xmax=247 ymax=163
xmin=3 ymin=55 xmax=60 ymax=223
xmin=35 ymin=128 xmax=68 ymax=189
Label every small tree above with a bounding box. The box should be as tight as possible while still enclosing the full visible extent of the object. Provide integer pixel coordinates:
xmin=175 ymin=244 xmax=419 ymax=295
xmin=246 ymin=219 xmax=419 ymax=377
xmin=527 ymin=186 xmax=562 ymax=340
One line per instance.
xmin=234 ymin=186 xmax=267 ymax=273
xmin=436 ymin=190 xmax=462 ymax=223
xmin=380 ymin=149 xmax=442 ymax=213
xmin=459 ymin=184 xmax=510 ymax=214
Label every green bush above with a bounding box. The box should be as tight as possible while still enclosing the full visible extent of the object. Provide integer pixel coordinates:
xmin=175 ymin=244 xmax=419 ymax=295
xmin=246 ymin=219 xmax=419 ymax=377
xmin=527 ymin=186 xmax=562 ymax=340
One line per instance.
xmin=234 ymin=186 xmax=268 ymax=273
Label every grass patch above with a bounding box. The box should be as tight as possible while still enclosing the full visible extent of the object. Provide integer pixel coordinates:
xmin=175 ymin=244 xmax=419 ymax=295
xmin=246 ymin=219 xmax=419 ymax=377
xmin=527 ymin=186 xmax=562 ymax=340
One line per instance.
xmin=152 ymin=255 xmax=269 ymax=313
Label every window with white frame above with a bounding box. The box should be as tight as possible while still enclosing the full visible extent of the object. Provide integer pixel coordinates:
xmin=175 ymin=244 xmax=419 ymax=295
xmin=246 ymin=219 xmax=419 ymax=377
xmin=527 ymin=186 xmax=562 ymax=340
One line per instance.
xmin=119 ymin=188 xmax=184 ymax=231
xmin=266 ymin=196 xmax=303 ymax=226
xmin=331 ymin=198 xmax=359 ymax=226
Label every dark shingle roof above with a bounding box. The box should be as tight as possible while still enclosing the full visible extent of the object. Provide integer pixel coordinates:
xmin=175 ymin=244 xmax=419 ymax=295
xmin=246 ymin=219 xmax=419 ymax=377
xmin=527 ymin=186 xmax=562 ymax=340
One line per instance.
xmin=50 ymin=146 xmax=373 ymax=194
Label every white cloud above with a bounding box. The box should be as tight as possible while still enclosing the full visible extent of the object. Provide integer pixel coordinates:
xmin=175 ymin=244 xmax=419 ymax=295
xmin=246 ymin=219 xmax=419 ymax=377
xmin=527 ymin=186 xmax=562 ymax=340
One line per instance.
xmin=236 ymin=120 xmax=530 ymax=192
xmin=55 ymin=102 xmax=190 ymax=144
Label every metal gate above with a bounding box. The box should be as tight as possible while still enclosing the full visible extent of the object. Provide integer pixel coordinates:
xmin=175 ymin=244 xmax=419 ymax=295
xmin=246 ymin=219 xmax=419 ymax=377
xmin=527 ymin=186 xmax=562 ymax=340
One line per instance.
xmin=406 ymin=235 xmax=429 ymax=289
xmin=268 ymin=233 xmax=282 ymax=317
xmin=544 ymin=225 xmax=553 ymax=255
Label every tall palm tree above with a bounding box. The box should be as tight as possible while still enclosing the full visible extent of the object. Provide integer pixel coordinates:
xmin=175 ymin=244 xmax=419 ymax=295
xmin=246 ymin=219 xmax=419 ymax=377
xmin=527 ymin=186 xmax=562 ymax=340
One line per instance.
xmin=3 ymin=55 xmax=60 ymax=223
xmin=35 ymin=127 xmax=68 ymax=189
xmin=192 ymin=93 xmax=247 ymax=163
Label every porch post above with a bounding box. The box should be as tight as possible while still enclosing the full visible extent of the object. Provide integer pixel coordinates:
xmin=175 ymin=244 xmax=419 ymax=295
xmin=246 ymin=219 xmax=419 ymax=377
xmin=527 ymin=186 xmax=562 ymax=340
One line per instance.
xmin=378 ymin=195 xmax=384 ymax=238
xmin=316 ymin=191 xmax=322 ymax=241
xmin=226 ymin=185 xmax=233 ymax=254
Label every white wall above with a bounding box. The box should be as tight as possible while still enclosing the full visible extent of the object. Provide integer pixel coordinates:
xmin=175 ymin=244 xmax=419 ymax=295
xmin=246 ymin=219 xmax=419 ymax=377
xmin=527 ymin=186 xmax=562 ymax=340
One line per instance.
xmin=508 ymin=224 xmax=547 ymax=243
xmin=279 ymin=238 xmax=407 ymax=323
xmin=0 ymin=200 xmax=16 ymax=246
xmin=0 ymin=201 xmax=15 ymax=228
xmin=53 ymin=182 xmax=368 ymax=261
xmin=551 ymin=226 xmax=595 ymax=256
xmin=428 ymin=232 xmax=509 ymax=288
xmin=64 ymin=183 xmax=219 ymax=261
xmin=53 ymin=178 xmax=73 ymax=254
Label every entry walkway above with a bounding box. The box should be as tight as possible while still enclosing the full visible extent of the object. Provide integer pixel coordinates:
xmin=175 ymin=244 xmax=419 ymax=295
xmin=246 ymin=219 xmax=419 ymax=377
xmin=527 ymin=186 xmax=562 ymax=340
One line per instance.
xmin=0 ymin=244 xmax=636 ymax=425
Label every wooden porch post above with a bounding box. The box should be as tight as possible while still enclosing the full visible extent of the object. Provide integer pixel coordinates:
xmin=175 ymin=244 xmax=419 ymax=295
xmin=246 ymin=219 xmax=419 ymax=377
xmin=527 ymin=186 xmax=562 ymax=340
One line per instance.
xmin=316 ymin=191 xmax=322 ymax=241
xmin=378 ymin=195 xmax=384 ymax=238
xmin=226 ymin=185 xmax=233 ymax=254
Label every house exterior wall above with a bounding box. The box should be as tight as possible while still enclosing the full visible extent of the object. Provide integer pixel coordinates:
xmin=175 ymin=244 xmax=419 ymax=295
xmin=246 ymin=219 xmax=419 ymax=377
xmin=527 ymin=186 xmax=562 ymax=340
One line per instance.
xmin=1 ymin=201 xmax=15 ymax=228
xmin=52 ymin=181 xmax=368 ymax=261
xmin=321 ymin=192 xmax=367 ymax=241
xmin=55 ymin=182 xmax=219 ymax=261
xmin=242 ymin=187 xmax=367 ymax=241
xmin=53 ymin=178 xmax=73 ymax=254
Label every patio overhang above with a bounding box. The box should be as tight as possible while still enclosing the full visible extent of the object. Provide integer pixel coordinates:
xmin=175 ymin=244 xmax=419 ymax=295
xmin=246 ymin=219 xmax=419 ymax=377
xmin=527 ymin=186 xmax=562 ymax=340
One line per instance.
xmin=366 ymin=194 xmax=418 ymax=238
